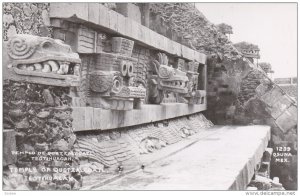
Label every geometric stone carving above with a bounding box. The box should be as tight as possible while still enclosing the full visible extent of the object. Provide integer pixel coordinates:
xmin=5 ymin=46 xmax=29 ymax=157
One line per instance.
xmin=148 ymin=53 xmax=189 ymax=104
xmin=87 ymin=37 xmax=146 ymax=110
xmin=148 ymin=53 xmax=203 ymax=104
xmin=176 ymin=58 xmax=186 ymax=71
xmin=4 ymin=34 xmax=81 ymax=87
xmin=111 ymin=37 xmax=134 ymax=57
xmin=139 ymin=137 xmax=167 ymax=154
xmin=75 ymin=137 xmax=139 ymax=169
xmin=90 ymin=71 xmax=116 ymax=93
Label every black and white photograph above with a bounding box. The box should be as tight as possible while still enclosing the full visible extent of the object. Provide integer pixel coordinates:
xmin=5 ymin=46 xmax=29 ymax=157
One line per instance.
xmin=1 ymin=1 xmax=298 ymax=194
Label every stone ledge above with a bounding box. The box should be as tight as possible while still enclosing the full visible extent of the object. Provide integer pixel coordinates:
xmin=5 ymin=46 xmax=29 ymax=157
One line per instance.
xmin=49 ymin=3 xmax=206 ymax=64
xmin=93 ymin=125 xmax=271 ymax=190
xmin=71 ymin=103 xmax=207 ymax=131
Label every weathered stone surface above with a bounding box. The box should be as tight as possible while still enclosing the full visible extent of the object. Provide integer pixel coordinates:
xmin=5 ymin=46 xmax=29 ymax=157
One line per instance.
xmin=77 ymin=26 xmax=96 ymax=53
xmin=148 ymin=52 xmax=200 ymax=104
xmin=95 ymin=125 xmax=269 ymax=190
xmin=51 ymin=139 xmax=70 ymax=151
xmin=75 ymin=112 xmax=213 ymax=176
xmin=50 ymin=3 xmax=88 ymax=20
xmin=35 ymin=142 xmax=49 ymax=151
xmin=255 ymin=81 xmax=271 ymax=97
xmin=4 ymin=34 xmax=82 ymax=87
xmin=111 ymin=37 xmax=134 ymax=56
xmin=99 ymin=4 xmax=109 ymax=27
xmin=275 ymin=105 xmax=297 ymax=133
xmin=72 ymin=103 xmax=206 ymax=131
xmin=75 ymin=137 xmax=139 ymax=169
xmin=3 ymin=2 xmax=296 ymax=191
xmin=15 ymin=117 xmax=30 ymax=129
xmin=3 ymin=3 xmax=51 ymax=40
xmin=268 ymin=94 xmax=293 ymax=119
xmin=260 ymin=86 xmax=284 ymax=107
xmin=71 ymin=107 xmax=86 ymax=131
xmin=88 ymin=3 xmax=100 ymax=24
xmin=48 ymin=3 xmax=206 ymax=64
xmin=3 ymin=170 xmax=30 ymax=190
xmin=43 ymin=89 xmax=55 ymax=106
xmin=36 ymin=111 xmax=50 ymax=118
xmin=124 ymin=18 xmax=133 ymax=38
xmin=9 ymin=109 xmax=25 ymax=117
xmin=3 ymin=3 xmax=81 ymax=191
xmin=3 ymin=129 xmax=17 ymax=166
xmin=117 ymin=13 xmax=126 ymax=35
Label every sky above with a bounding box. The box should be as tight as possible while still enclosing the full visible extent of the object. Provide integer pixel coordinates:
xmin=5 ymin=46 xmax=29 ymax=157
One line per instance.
xmin=196 ymin=3 xmax=297 ymax=78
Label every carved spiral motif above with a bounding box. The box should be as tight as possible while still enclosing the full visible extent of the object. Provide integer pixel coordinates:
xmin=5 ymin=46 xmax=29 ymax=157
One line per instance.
xmin=111 ymin=75 xmax=123 ymax=94
xmin=90 ymin=73 xmax=113 ymax=93
xmin=7 ymin=36 xmax=35 ymax=59
xmin=159 ymin=65 xmax=173 ymax=79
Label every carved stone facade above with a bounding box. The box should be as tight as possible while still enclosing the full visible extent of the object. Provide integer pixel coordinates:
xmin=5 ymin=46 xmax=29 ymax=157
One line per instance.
xmin=4 ymin=34 xmax=81 ymax=87
xmin=50 ymin=21 xmax=149 ymax=110
xmin=148 ymin=53 xmax=205 ymax=104
xmin=74 ymin=113 xmax=213 ymax=172
xmin=2 ymin=2 xmax=210 ymax=191
xmin=87 ymin=38 xmax=146 ymax=110
xmin=50 ymin=15 xmax=206 ymax=111
xmin=3 ymin=33 xmax=83 ymax=190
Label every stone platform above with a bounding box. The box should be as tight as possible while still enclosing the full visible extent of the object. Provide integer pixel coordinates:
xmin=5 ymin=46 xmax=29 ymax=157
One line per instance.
xmin=92 ymin=125 xmax=271 ymax=190
xmin=71 ymin=103 xmax=206 ymax=131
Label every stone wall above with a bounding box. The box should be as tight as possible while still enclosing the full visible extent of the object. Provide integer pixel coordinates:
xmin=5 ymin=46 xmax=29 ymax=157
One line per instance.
xmin=274 ymin=77 xmax=297 ymax=100
xmin=3 ymin=82 xmax=81 ymax=190
xmin=3 ymin=3 xmax=52 ymax=40
xmin=148 ymin=3 xmax=297 ymax=190
xmin=203 ymin=55 xmax=297 ymax=189
xmin=2 ymin=2 xmax=297 ymax=190
xmin=2 ymin=2 xmax=209 ymax=190
xmin=3 ymin=3 xmax=81 ymax=190
xmin=74 ymin=113 xmax=213 ymax=174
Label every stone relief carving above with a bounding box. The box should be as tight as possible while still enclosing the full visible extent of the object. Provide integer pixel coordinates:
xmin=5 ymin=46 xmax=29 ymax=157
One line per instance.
xmin=4 ymin=34 xmax=81 ymax=87
xmin=147 ymin=53 xmax=188 ymax=104
xmin=147 ymin=53 xmax=203 ymax=104
xmin=87 ymin=37 xmax=147 ymax=110
xmin=139 ymin=137 xmax=167 ymax=154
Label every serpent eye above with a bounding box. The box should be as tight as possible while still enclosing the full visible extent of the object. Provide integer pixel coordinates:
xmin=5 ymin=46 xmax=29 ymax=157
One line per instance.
xmin=127 ymin=62 xmax=134 ymax=77
xmin=120 ymin=60 xmax=127 ymax=76
xmin=41 ymin=41 xmax=52 ymax=49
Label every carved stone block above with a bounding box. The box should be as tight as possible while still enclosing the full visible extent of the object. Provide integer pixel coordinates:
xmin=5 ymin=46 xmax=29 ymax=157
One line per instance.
xmin=85 ymin=37 xmax=146 ymax=110
xmin=77 ymin=26 xmax=96 ymax=53
xmin=112 ymin=37 xmax=134 ymax=57
xmin=275 ymin=105 xmax=297 ymax=133
xmin=176 ymin=58 xmax=186 ymax=71
xmin=148 ymin=53 xmax=190 ymax=104
xmin=4 ymin=34 xmax=81 ymax=87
